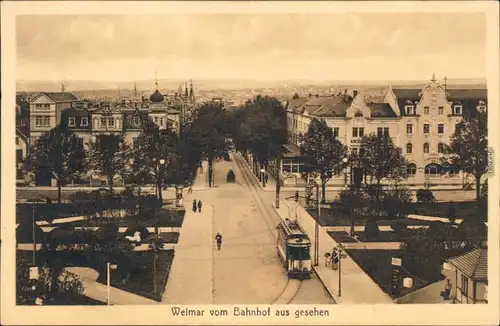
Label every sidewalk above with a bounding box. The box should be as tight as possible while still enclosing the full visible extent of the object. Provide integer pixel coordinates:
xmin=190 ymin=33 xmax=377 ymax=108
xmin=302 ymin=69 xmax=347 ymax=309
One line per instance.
xmin=273 ymin=200 xmax=394 ymax=304
xmin=161 ymin=198 xmax=214 ymax=304
xmin=64 ymin=267 xmax=158 ymax=305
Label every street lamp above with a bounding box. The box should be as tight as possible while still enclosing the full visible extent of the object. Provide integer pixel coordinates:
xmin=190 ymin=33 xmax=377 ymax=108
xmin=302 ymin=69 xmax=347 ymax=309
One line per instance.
xmin=260 ymin=168 xmax=266 ymax=187
xmin=342 ymin=157 xmax=349 ymax=189
xmin=275 ymin=182 xmax=281 ymax=209
xmin=159 ymin=158 xmax=166 ymax=204
xmin=332 ymin=243 xmax=345 ymax=297
xmin=106 ymin=262 xmax=118 ymax=305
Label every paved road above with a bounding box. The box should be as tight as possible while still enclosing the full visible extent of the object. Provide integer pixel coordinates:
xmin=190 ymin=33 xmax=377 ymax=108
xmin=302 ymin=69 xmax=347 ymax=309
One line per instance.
xmin=192 ymin=154 xmax=333 ymax=304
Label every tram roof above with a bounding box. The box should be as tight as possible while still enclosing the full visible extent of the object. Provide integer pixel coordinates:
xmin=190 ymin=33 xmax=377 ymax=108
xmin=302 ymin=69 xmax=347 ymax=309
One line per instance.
xmin=279 ymin=219 xmax=307 ymax=237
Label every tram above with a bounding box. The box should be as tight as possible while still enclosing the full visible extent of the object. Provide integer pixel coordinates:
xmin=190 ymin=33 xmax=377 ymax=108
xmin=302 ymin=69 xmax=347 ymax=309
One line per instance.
xmin=276 ymin=218 xmax=312 ymax=279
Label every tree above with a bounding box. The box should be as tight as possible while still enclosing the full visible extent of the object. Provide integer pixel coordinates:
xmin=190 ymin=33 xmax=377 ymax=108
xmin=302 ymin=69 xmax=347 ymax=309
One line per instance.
xmin=186 ymin=102 xmax=233 ymax=187
xmin=300 ymin=118 xmax=348 ymax=202
xmin=132 ymin=119 xmax=180 ymax=197
xmin=16 ymin=255 xmax=84 ymax=305
xmin=292 ymin=93 xmax=300 ymax=99
xmin=24 ymin=125 xmax=85 ymax=203
xmin=85 ymin=133 xmax=132 ymax=192
xmin=358 ymin=133 xmax=408 ymax=199
xmin=443 ymin=110 xmax=488 ymax=201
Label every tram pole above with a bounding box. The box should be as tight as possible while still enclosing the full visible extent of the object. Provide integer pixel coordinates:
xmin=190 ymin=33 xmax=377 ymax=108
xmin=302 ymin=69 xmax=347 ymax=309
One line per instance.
xmin=314 ymin=183 xmax=320 ymax=266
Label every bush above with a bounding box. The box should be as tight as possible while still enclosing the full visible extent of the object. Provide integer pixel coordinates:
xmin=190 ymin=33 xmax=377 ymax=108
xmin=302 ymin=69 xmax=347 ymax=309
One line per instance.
xmin=416 ymin=189 xmax=435 ymax=203
xmin=382 ymin=183 xmax=412 ymax=219
xmin=364 ymin=219 xmax=380 ymax=240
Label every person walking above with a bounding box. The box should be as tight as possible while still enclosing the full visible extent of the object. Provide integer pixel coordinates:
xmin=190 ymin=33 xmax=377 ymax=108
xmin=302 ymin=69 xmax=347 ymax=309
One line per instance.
xmin=332 ymin=248 xmax=339 ymax=270
xmin=192 ymin=199 xmax=197 ymax=213
xmin=197 ymin=200 xmax=203 ymax=213
xmin=188 ymin=187 xmax=193 ymax=195
xmin=215 ymin=232 xmax=223 ymax=250
xmin=265 ymin=173 xmax=269 ymax=184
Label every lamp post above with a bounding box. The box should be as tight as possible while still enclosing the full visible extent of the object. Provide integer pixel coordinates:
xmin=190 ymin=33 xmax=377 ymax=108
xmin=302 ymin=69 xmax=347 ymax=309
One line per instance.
xmin=275 ymin=182 xmax=281 ymax=208
xmin=260 ymin=168 xmax=266 ymax=187
xmin=314 ymin=180 xmax=320 ymax=266
xmin=337 ymin=243 xmax=344 ymax=297
xmin=342 ymin=157 xmax=349 ymax=189
xmin=106 ymin=262 xmax=118 ymax=306
xmin=32 ymin=203 xmax=36 ymax=265
xmin=158 ymin=158 xmax=166 ymax=204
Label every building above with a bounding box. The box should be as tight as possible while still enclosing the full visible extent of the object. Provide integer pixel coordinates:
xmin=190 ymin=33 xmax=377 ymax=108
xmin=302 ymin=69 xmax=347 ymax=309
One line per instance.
xmin=27 ymin=81 xmax=198 ymax=186
xmin=16 ymin=95 xmax=30 ymax=182
xmin=277 ymin=76 xmax=487 ymax=188
xmin=444 ymin=248 xmax=488 ymax=304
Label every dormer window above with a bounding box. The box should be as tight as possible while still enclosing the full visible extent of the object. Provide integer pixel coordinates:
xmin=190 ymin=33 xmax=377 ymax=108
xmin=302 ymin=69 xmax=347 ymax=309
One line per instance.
xmin=108 ymin=118 xmax=114 ymax=128
xmin=81 ymin=117 xmax=88 ymax=126
xmin=453 ymin=105 xmax=463 ymax=115
xmin=405 ymin=105 xmax=414 ymax=115
xmin=68 ymin=116 xmax=76 ymax=127
xmin=133 ymin=116 xmax=140 ymax=126
xmin=477 ymin=105 xmax=486 ymax=112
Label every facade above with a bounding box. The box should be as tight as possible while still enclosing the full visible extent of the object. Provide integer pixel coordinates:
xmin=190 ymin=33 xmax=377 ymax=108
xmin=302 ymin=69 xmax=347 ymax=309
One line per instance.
xmin=279 ymin=76 xmax=487 ymax=188
xmin=27 ymin=82 xmax=198 ymax=186
xmin=444 ymin=248 xmax=488 ymax=304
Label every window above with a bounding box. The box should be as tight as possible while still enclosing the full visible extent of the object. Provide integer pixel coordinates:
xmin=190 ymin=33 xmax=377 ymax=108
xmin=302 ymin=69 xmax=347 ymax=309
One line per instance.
xmin=406 ymin=124 xmax=413 ymax=134
xmin=478 ymin=105 xmax=486 ymax=112
xmin=406 ymin=143 xmax=413 ymax=154
xmin=425 ymin=164 xmax=442 ymax=178
xmin=16 ymin=137 xmax=19 ymax=145
xmin=132 ymin=138 xmax=139 ymax=148
xmin=333 ymin=127 xmax=339 ymax=138
xmin=100 ymin=117 xmax=106 ymax=127
xmin=461 ymin=274 xmax=469 ymax=297
xmin=438 ymin=106 xmax=444 ymax=115
xmin=377 ymin=127 xmax=383 ymax=138
xmin=108 ymin=118 xmax=114 ymax=127
xmin=81 ymin=117 xmax=88 ymax=126
xmin=282 ymin=159 xmax=304 ymax=173
xmin=352 ymin=148 xmax=359 ymax=156
xmin=438 ymin=124 xmax=444 ymax=134
xmin=423 ymin=142 xmax=430 ymax=153
xmin=423 ymin=124 xmax=430 ymax=134
xmin=406 ymin=163 xmax=417 ymax=178
xmin=383 ymin=127 xmax=389 ymax=137
xmin=455 ymin=123 xmax=460 ymax=133
xmin=454 ymin=105 xmax=463 ymax=115
xmin=154 ymin=117 xmax=159 ymax=123
xmin=35 ymin=116 xmax=42 ymax=127
xmin=448 ymin=165 xmax=460 ymax=177
xmin=405 ymin=105 xmax=414 ymax=115
xmin=133 ymin=116 xmax=140 ymax=126
xmin=160 ymin=117 xmax=164 ymax=126
xmin=438 ymin=143 xmax=445 ymax=154
xmin=424 ymin=106 xmax=430 ymax=115
xmin=76 ymin=137 xmax=84 ymax=150
xmin=352 ymin=127 xmax=358 ymax=138
xmin=68 ymin=116 xmax=76 ymax=126
xmin=359 ymin=127 xmax=364 ymax=137
xmin=16 ymin=149 xmax=23 ymax=164
xmin=43 ymin=116 xmax=50 ymax=127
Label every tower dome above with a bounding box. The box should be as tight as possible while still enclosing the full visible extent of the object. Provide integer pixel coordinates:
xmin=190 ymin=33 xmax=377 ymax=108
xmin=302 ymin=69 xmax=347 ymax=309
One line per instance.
xmin=149 ymin=89 xmax=164 ymax=103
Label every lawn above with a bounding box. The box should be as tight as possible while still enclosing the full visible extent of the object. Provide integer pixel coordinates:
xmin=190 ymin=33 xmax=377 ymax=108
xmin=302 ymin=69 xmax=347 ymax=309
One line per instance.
xmin=309 ymin=208 xmax=433 ymax=227
xmin=409 ymin=201 xmax=487 ymax=221
xmin=345 ymin=249 xmax=431 ymax=299
xmin=96 ymin=250 xmax=175 ymax=302
xmin=50 ymin=208 xmax=186 ymax=228
xmin=17 ymin=249 xmax=175 ymax=303
xmin=355 ymin=231 xmax=406 ymax=243
xmin=327 ymin=231 xmax=358 ymax=243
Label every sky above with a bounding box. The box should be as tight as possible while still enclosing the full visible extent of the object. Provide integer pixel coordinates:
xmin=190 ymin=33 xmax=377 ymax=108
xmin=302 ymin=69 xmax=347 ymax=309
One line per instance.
xmin=16 ymin=13 xmax=487 ymax=82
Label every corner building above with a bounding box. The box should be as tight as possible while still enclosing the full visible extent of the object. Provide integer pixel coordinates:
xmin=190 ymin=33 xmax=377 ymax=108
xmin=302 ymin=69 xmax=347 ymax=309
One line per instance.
xmin=279 ymin=76 xmax=487 ymax=189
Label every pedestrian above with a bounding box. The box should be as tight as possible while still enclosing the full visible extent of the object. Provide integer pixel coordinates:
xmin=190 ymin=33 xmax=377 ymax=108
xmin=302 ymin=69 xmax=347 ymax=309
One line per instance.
xmin=332 ymin=248 xmax=339 ymax=270
xmin=188 ymin=187 xmax=193 ymax=195
xmin=215 ymin=232 xmax=223 ymax=250
xmin=441 ymin=279 xmax=452 ymax=300
xmin=192 ymin=199 xmax=197 ymax=213
xmin=265 ymin=173 xmax=269 ymax=184
xmin=324 ymin=252 xmax=331 ymax=267
xmin=197 ymin=200 xmax=203 ymax=213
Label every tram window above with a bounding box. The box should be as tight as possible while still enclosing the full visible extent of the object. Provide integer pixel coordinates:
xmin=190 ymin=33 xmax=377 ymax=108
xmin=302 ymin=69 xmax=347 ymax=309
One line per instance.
xmin=288 ymin=246 xmax=311 ymax=260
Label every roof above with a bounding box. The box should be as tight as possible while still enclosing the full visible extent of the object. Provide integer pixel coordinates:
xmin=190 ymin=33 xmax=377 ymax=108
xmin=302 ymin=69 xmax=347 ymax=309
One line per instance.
xmin=39 ymin=92 xmax=78 ymax=103
xmin=368 ymin=103 xmax=398 ymax=118
xmin=288 ymin=95 xmax=352 ymax=117
xmin=446 ymin=89 xmax=487 ymax=101
xmin=392 ymin=89 xmax=421 ymax=101
xmin=446 ymin=248 xmax=487 ymax=280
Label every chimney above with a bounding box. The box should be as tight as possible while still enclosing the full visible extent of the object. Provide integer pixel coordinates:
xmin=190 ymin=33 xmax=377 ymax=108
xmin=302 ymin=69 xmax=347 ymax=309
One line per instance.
xmin=308 ymin=93 xmax=312 ymax=98
xmin=353 ymin=90 xmax=358 ymax=98
xmin=343 ymin=89 xmax=348 ymax=102
xmin=315 ymin=94 xmax=319 ymax=98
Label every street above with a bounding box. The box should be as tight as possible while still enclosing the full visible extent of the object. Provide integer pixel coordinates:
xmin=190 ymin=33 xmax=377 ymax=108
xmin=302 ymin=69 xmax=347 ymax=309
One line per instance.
xmin=189 ymin=153 xmax=334 ymax=304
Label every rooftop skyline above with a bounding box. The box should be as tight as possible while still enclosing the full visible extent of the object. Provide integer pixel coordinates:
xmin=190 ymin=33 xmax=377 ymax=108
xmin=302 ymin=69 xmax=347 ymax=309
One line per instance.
xmin=17 ymin=13 xmax=486 ymax=82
